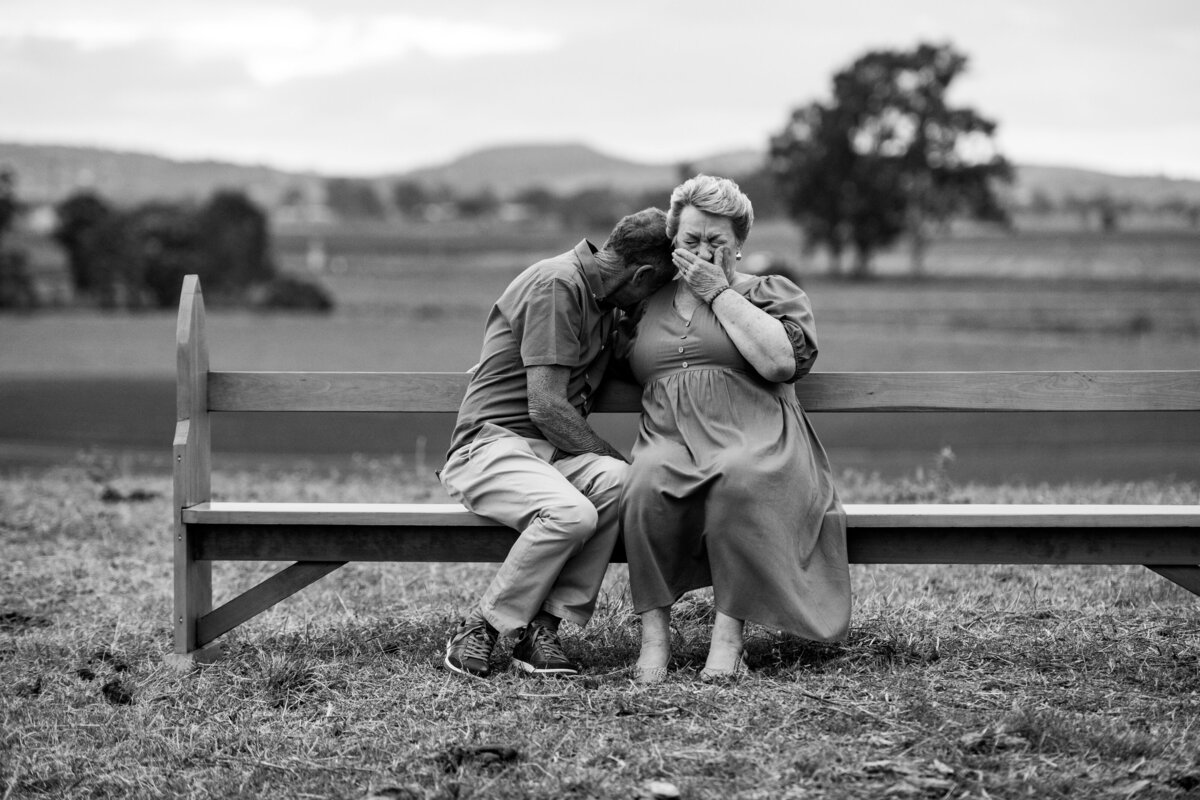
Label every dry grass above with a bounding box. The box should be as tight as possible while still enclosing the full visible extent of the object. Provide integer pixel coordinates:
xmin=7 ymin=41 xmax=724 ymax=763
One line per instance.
xmin=2 ymin=453 xmax=1199 ymax=799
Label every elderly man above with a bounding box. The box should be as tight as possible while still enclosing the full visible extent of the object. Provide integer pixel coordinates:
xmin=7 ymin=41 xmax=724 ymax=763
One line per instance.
xmin=439 ymin=207 xmax=674 ymax=678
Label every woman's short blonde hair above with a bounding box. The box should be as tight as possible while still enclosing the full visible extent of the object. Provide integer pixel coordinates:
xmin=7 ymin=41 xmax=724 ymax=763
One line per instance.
xmin=666 ymin=174 xmax=755 ymax=245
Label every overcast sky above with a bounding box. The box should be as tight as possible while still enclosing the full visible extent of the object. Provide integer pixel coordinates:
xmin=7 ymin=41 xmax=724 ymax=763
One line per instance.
xmin=3 ymin=0 xmax=1199 ymax=178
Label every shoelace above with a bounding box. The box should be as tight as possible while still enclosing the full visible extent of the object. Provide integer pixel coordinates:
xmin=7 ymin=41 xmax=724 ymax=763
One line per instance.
xmin=528 ymin=625 xmax=568 ymax=662
xmin=457 ymin=624 xmax=496 ymax=661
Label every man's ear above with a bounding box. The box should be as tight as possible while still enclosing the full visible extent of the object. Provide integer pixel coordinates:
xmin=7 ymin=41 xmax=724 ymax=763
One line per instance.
xmin=632 ymin=264 xmax=655 ymax=284
xmin=633 ymin=263 xmax=667 ymax=286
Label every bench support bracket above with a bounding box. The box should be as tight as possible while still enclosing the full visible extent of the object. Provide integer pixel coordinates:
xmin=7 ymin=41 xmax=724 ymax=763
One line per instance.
xmin=1146 ymin=565 xmax=1200 ymax=597
xmin=196 ymin=561 xmax=347 ymax=647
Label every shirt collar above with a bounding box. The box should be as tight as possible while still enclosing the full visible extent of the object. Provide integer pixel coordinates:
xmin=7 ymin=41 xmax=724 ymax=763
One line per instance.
xmin=574 ymin=239 xmax=608 ymax=306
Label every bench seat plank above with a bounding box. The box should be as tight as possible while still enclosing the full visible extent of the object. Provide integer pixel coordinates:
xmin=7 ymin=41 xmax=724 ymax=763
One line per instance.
xmin=183 ymin=503 xmax=1200 ymax=567
xmin=184 ymin=502 xmax=1200 ymax=528
xmin=848 ymin=504 xmax=1200 ymax=527
xmin=185 ymin=503 xmax=497 ymax=526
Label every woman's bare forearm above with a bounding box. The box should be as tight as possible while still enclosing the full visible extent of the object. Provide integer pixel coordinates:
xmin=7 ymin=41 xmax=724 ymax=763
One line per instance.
xmin=709 ymin=289 xmax=796 ymax=382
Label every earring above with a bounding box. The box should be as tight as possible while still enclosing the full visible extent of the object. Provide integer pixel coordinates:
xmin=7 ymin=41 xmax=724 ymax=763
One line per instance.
xmin=735 ymin=252 xmax=742 ymax=261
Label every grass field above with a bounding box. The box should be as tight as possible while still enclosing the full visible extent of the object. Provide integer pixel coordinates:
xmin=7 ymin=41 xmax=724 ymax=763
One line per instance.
xmin=1 ymin=455 xmax=1198 ymax=799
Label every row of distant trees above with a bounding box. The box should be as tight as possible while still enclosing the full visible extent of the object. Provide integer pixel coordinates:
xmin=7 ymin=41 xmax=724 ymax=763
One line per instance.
xmin=1029 ymin=191 xmax=1200 ymax=232
xmin=52 ymin=189 xmax=333 ymax=310
xmin=317 ymin=170 xmax=1198 ymax=234
xmin=54 ymin=190 xmax=272 ymax=308
xmin=0 ymin=171 xmax=334 ymax=310
xmin=0 ymin=167 xmax=37 ymax=308
xmin=309 ymin=176 xmax=787 ymax=232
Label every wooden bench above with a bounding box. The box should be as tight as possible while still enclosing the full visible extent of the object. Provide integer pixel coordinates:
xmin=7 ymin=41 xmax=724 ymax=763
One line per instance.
xmin=171 ymin=275 xmax=1200 ymax=664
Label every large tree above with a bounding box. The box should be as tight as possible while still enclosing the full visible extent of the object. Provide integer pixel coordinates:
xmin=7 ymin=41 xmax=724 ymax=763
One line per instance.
xmin=770 ymin=42 xmax=1011 ymax=277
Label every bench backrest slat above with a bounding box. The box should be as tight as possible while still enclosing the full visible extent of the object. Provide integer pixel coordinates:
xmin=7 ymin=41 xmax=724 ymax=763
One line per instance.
xmin=206 ymin=370 xmax=1200 ymax=413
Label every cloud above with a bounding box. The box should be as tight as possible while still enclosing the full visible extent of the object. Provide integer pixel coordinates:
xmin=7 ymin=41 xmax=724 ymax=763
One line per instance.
xmin=3 ymin=0 xmax=1200 ymax=177
xmin=0 ymin=4 xmax=560 ymax=84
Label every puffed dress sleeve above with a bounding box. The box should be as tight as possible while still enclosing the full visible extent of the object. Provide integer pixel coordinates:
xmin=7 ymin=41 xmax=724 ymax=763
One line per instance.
xmin=743 ymin=274 xmax=819 ymax=382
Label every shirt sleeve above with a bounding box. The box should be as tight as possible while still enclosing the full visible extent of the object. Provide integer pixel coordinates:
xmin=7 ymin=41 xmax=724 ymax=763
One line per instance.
xmin=745 ymin=275 xmax=819 ymax=382
xmin=513 ymin=275 xmax=586 ymax=368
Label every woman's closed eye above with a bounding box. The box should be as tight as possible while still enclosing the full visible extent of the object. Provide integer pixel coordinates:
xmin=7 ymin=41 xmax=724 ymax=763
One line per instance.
xmin=682 ymin=236 xmax=728 ymax=251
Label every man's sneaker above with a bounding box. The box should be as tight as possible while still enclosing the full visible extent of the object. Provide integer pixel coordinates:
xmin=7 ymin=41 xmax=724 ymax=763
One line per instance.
xmin=511 ymin=623 xmax=579 ymax=676
xmin=444 ymin=619 xmax=498 ymax=678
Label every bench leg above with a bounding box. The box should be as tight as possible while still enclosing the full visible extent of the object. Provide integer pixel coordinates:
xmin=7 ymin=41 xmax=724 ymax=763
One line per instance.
xmin=172 ymin=520 xmax=215 ymax=667
xmin=1146 ymin=565 xmax=1200 ymax=597
xmin=163 ymin=641 xmax=224 ymax=671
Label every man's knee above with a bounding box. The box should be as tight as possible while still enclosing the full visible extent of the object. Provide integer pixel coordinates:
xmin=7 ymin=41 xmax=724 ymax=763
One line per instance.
xmin=584 ymin=457 xmax=629 ymax=501
xmin=537 ymin=499 xmax=599 ymax=543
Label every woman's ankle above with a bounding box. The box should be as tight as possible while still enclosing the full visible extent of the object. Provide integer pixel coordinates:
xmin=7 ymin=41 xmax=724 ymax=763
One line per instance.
xmin=704 ymin=612 xmax=745 ymax=671
xmin=637 ymin=607 xmax=672 ymax=668
xmin=636 ymin=637 xmax=671 ymax=669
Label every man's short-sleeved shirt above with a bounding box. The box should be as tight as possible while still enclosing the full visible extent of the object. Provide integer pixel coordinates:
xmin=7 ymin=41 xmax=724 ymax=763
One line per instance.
xmin=446 ymin=240 xmax=616 ymax=457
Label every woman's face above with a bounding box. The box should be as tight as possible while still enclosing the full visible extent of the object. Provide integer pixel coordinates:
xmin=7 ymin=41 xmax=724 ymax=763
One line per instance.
xmin=675 ymin=205 xmax=737 ymax=272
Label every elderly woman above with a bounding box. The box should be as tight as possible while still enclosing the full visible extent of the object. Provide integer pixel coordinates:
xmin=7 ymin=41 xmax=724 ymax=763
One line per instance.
xmin=621 ymin=174 xmax=851 ymax=683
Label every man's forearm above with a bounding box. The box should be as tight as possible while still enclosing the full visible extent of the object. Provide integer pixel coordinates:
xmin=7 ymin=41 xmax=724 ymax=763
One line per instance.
xmin=528 ymin=394 xmax=626 ymax=461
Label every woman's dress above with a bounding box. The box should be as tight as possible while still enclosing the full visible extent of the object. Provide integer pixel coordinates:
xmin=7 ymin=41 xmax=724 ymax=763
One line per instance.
xmin=621 ymin=275 xmax=851 ymax=641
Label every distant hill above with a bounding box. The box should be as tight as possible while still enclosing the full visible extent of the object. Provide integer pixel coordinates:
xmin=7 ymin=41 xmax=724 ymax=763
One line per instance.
xmin=397 ymin=142 xmax=672 ymax=195
xmin=0 ymin=140 xmax=782 ymax=207
xmin=1009 ymin=163 xmax=1200 ymax=205
xmin=397 ymin=143 xmax=766 ymax=196
xmin=0 ymin=141 xmax=324 ymax=207
xmin=400 ymin=145 xmax=1200 ymax=206
xmin=396 ymin=143 xmax=768 ymax=196
xmin=3 ymin=139 xmax=1199 ymax=210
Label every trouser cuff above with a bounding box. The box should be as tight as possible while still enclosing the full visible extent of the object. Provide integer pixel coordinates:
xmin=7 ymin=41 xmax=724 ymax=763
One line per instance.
xmin=542 ymin=600 xmax=589 ymax=629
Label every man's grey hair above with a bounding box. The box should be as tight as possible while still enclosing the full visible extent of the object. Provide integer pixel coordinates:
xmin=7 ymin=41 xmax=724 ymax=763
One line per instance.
xmin=603 ymin=206 xmax=673 ymax=275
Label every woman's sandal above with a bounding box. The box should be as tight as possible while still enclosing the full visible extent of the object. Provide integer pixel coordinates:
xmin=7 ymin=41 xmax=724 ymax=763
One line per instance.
xmin=699 ymin=655 xmax=749 ymax=683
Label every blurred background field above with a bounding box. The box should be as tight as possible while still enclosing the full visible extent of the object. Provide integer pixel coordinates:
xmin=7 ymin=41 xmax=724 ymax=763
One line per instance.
xmin=3 ymin=215 xmax=1199 ymax=486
